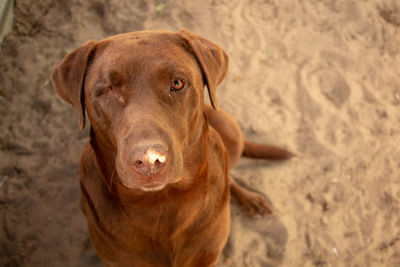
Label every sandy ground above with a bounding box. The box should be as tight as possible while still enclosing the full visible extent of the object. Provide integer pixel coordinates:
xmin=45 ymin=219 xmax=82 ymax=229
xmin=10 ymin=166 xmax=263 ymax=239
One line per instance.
xmin=1 ymin=0 xmax=400 ymax=266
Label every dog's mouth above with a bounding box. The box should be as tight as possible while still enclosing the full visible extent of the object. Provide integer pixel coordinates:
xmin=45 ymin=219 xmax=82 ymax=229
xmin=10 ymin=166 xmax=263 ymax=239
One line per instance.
xmin=139 ymin=183 xmax=167 ymax=192
xmin=116 ymin=165 xmax=170 ymax=191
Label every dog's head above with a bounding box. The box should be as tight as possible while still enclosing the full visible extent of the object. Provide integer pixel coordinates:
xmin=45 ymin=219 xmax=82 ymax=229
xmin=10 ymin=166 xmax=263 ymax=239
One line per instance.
xmin=52 ymin=30 xmax=229 ymax=192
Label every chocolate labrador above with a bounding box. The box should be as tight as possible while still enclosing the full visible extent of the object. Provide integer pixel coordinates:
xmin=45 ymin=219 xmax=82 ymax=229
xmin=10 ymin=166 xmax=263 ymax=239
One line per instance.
xmin=52 ymin=30 xmax=292 ymax=267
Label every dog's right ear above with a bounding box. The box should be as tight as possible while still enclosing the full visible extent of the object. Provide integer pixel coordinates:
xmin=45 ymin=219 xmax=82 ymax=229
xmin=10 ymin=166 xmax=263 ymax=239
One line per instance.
xmin=51 ymin=41 xmax=97 ymax=130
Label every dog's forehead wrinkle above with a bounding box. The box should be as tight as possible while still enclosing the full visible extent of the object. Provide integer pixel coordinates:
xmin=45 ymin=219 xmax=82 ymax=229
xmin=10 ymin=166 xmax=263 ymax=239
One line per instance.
xmin=108 ymin=36 xmax=173 ymax=55
xmin=101 ymin=38 xmax=202 ymax=86
xmin=107 ymin=36 xmax=190 ymax=61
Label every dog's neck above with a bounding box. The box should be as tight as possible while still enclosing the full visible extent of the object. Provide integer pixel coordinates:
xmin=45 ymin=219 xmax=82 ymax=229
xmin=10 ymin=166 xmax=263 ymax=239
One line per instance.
xmin=88 ymin=114 xmax=210 ymax=202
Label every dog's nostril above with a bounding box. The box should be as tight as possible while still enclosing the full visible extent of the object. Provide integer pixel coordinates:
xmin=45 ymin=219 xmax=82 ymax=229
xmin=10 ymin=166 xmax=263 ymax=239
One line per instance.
xmin=135 ymin=160 xmax=144 ymax=168
xmin=154 ymin=159 xmax=161 ymax=166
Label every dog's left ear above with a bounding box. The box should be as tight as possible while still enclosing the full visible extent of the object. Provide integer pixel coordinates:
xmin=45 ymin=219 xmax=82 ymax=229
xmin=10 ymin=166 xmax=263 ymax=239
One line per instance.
xmin=179 ymin=30 xmax=229 ymax=110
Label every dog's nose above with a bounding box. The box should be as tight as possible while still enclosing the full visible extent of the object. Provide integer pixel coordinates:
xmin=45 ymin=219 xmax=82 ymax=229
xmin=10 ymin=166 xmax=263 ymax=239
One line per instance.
xmin=129 ymin=145 xmax=167 ymax=177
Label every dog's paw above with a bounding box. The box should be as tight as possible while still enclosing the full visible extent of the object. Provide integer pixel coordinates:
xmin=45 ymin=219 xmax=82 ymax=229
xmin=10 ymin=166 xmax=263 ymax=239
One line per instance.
xmin=235 ymin=189 xmax=273 ymax=218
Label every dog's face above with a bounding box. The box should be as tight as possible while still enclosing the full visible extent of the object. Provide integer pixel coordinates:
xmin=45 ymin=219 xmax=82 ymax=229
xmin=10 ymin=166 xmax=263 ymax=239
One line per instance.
xmin=86 ymin=33 xmax=205 ymax=191
xmin=52 ymin=30 xmax=229 ymax=192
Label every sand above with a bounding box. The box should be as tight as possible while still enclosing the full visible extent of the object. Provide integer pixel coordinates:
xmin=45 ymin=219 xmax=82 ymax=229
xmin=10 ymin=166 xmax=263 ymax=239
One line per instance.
xmin=1 ymin=0 xmax=400 ymax=266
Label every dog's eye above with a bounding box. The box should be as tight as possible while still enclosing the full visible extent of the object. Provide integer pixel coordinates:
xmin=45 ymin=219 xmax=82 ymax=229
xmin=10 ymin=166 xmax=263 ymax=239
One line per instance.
xmin=170 ymin=79 xmax=185 ymax=92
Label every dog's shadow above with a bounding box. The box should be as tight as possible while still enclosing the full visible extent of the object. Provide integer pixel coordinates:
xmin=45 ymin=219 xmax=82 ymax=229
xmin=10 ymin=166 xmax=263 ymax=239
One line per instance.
xmin=221 ymin=211 xmax=288 ymax=267
xmin=221 ymin=159 xmax=289 ymax=266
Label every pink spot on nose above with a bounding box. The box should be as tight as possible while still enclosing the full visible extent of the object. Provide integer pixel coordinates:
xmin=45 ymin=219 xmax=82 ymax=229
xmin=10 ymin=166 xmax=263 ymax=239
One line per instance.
xmin=129 ymin=145 xmax=168 ymax=177
xmin=146 ymin=148 xmax=166 ymax=164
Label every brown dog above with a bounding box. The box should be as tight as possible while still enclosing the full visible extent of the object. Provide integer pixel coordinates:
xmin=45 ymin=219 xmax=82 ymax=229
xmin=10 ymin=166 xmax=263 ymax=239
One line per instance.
xmin=52 ymin=30 xmax=292 ymax=267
